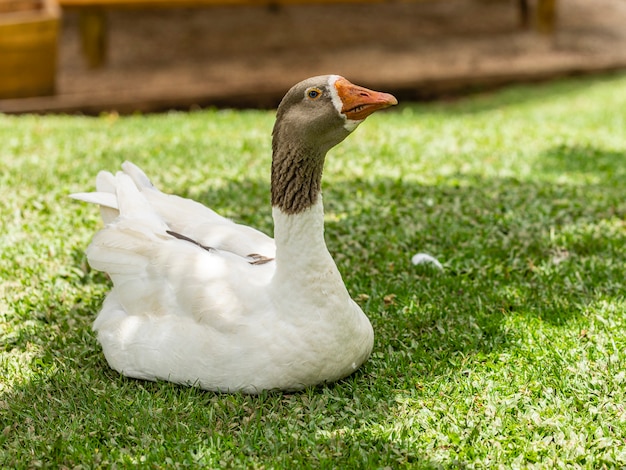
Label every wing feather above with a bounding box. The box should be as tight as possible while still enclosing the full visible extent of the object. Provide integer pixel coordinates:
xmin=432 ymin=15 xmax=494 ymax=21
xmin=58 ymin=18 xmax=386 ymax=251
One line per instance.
xmin=70 ymin=161 xmax=275 ymax=258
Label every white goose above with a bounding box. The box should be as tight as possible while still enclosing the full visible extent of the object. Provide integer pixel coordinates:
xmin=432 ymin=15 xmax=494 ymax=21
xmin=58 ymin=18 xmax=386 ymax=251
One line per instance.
xmin=72 ymin=75 xmax=397 ymax=393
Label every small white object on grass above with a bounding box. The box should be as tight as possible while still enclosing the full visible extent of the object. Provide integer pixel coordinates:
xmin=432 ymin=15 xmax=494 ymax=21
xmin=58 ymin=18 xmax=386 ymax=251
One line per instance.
xmin=411 ymin=253 xmax=443 ymax=270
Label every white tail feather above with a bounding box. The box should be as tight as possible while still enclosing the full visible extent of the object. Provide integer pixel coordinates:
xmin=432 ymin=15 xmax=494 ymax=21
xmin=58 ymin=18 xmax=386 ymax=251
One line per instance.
xmin=70 ymin=190 xmax=119 ymax=224
xmin=121 ymin=161 xmax=156 ymax=190
xmin=84 ymin=173 xmax=169 ymax=278
xmin=69 ymin=191 xmax=118 ymax=209
xmin=96 ymin=170 xmax=117 ymax=193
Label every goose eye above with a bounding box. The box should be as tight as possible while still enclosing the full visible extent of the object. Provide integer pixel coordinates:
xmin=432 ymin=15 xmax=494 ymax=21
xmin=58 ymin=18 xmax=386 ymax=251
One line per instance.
xmin=306 ymin=88 xmax=322 ymax=100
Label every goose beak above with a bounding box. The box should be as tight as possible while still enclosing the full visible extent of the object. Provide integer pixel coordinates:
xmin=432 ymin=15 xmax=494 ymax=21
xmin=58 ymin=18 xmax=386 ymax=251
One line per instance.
xmin=334 ymin=77 xmax=398 ymax=121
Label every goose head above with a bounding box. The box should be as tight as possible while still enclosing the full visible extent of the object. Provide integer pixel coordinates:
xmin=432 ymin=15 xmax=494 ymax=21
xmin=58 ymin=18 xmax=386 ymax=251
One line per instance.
xmin=271 ymin=75 xmax=397 ymax=214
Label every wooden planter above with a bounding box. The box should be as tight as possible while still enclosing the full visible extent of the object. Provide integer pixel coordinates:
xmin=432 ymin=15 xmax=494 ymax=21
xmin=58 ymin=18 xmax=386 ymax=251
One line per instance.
xmin=0 ymin=0 xmax=61 ymax=99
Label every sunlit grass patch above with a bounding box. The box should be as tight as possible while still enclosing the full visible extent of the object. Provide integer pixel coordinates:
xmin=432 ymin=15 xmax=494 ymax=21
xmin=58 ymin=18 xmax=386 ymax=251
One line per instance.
xmin=1 ymin=73 xmax=625 ymax=468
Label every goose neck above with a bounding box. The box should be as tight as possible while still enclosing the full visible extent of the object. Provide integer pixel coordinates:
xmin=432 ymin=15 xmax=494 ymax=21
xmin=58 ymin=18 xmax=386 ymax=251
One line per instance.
xmin=271 ymin=143 xmax=326 ymax=216
xmin=272 ymin=195 xmax=328 ymax=266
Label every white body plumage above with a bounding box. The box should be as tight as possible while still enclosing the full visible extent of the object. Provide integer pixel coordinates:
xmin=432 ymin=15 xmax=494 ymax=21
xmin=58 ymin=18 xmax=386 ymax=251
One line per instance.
xmin=84 ymin=169 xmax=372 ymax=392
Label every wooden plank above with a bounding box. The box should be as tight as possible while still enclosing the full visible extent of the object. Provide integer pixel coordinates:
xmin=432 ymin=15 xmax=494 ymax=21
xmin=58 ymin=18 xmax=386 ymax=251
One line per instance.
xmin=0 ymin=1 xmax=43 ymax=14
xmin=58 ymin=0 xmax=386 ymax=7
xmin=63 ymin=0 xmax=390 ymax=68
xmin=0 ymin=0 xmax=59 ymax=98
xmin=59 ymin=0 xmax=556 ymax=70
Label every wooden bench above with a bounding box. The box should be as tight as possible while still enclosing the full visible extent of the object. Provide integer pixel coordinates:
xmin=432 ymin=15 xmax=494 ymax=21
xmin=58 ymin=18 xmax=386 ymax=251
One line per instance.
xmin=57 ymin=0 xmax=558 ymax=68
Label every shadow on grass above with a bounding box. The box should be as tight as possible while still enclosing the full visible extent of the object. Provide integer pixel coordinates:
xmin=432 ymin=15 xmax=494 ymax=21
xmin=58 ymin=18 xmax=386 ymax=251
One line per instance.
xmin=2 ymin=144 xmax=624 ymax=466
xmin=538 ymin=144 xmax=626 ymax=179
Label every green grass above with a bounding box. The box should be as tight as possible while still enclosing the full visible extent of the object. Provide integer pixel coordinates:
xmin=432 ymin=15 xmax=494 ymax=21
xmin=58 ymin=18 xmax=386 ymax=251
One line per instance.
xmin=1 ymin=73 xmax=626 ymax=468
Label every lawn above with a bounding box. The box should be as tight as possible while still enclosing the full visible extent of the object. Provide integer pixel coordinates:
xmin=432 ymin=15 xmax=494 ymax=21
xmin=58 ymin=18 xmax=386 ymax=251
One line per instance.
xmin=1 ymin=73 xmax=625 ymax=468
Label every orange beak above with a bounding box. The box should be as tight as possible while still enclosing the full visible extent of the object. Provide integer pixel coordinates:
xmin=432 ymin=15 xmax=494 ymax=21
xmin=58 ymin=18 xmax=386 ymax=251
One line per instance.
xmin=334 ymin=77 xmax=398 ymax=121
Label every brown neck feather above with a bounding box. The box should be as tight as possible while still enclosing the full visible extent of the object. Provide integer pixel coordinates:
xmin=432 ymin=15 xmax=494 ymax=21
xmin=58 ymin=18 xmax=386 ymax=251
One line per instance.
xmin=271 ymin=142 xmax=325 ymax=215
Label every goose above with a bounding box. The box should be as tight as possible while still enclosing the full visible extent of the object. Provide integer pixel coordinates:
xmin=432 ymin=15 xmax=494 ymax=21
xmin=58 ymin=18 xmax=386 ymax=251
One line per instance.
xmin=71 ymin=75 xmax=398 ymax=393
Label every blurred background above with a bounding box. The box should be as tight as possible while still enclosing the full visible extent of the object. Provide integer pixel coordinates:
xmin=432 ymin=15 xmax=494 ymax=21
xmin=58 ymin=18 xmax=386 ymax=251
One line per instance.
xmin=1 ymin=0 xmax=625 ymax=114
